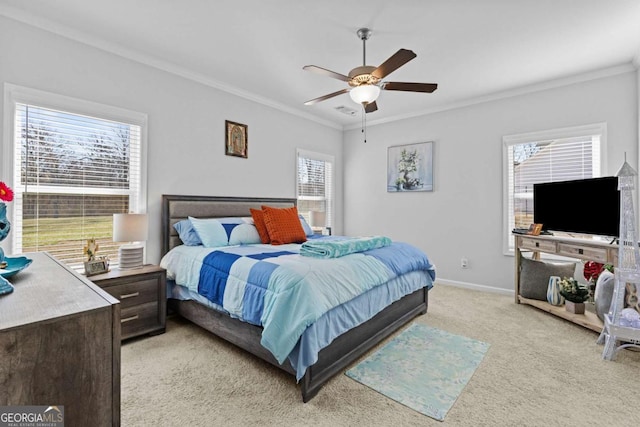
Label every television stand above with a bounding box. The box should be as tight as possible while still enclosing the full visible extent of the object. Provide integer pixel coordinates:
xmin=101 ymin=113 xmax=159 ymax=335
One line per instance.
xmin=514 ymin=233 xmax=618 ymax=332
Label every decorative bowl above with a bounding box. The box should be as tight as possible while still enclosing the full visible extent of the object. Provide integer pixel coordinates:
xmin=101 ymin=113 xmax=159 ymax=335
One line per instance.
xmin=0 ymin=256 xmax=33 ymax=278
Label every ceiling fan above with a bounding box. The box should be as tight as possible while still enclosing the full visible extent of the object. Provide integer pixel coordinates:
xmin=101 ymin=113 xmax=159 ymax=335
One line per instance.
xmin=303 ymin=28 xmax=438 ymax=113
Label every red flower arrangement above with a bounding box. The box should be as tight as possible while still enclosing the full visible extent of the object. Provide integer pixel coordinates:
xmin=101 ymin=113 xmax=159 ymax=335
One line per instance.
xmin=0 ymin=182 xmax=13 ymax=202
xmin=583 ymin=260 xmax=604 ymax=283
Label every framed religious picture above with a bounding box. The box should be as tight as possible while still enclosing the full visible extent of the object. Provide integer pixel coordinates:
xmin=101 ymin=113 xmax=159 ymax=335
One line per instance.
xmin=225 ymin=120 xmax=248 ymax=158
xmin=527 ymin=223 xmax=543 ymax=236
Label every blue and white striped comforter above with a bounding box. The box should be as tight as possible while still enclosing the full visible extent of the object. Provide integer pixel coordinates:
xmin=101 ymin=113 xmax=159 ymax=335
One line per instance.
xmin=161 ymin=241 xmax=435 ymax=365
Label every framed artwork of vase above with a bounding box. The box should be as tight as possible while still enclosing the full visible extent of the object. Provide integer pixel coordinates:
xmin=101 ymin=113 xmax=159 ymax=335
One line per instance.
xmin=225 ymin=120 xmax=248 ymax=158
xmin=387 ymin=141 xmax=433 ymax=192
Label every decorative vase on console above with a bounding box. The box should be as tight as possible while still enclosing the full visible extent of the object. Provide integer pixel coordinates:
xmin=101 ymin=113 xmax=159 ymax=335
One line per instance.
xmin=546 ymin=276 xmax=565 ymax=306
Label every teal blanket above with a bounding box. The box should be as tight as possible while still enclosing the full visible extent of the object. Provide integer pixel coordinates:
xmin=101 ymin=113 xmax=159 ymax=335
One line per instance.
xmin=300 ymin=236 xmax=392 ymax=258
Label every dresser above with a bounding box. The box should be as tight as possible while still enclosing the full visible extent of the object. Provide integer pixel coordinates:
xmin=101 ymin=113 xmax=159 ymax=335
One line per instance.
xmin=0 ymin=252 xmax=120 ymax=426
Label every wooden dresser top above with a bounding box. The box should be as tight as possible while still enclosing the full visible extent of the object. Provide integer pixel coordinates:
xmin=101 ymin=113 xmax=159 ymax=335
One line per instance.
xmin=0 ymin=252 xmax=118 ymax=331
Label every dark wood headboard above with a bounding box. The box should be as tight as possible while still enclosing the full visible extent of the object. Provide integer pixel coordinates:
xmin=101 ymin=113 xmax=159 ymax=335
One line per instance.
xmin=161 ymin=195 xmax=296 ymax=256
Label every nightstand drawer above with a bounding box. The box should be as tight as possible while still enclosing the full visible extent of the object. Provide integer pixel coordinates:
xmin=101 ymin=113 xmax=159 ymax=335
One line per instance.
xmin=103 ymin=279 xmax=158 ymax=309
xmin=88 ymin=265 xmax=167 ymax=340
xmin=520 ymin=237 xmax=556 ymax=253
xmin=121 ymin=301 xmax=161 ymax=339
xmin=557 ymin=243 xmax=608 ymax=263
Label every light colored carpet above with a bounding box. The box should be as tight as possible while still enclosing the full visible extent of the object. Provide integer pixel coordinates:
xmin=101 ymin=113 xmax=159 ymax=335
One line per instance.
xmin=121 ymin=284 xmax=640 ymax=426
xmin=346 ymin=323 xmax=490 ymax=420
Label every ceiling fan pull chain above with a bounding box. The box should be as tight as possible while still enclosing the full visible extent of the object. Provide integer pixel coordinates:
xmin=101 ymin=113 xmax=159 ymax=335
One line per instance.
xmin=362 ymin=104 xmax=367 ymax=143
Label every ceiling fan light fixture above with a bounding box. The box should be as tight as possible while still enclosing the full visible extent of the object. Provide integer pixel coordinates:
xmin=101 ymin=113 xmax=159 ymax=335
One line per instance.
xmin=303 ymin=27 xmax=437 ymax=114
xmin=349 ymin=84 xmax=380 ymax=105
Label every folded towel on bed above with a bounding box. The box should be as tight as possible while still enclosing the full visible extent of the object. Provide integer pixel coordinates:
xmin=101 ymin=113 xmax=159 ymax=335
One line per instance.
xmin=300 ymin=236 xmax=392 ymax=258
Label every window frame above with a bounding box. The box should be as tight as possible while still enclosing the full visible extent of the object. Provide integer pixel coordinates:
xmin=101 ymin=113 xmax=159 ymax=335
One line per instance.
xmin=2 ymin=83 xmax=148 ymax=264
xmin=296 ymin=148 xmax=335 ymax=231
xmin=502 ymin=123 xmax=607 ymax=255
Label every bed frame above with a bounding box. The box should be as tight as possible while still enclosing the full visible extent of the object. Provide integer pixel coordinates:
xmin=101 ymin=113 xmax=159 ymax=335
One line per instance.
xmin=161 ymin=194 xmax=429 ymax=402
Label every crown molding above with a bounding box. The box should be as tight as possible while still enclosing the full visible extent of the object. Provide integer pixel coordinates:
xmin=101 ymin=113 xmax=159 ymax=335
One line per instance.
xmin=0 ymin=6 xmax=342 ymax=131
xmin=345 ymin=62 xmax=637 ymax=131
xmin=2 ymin=5 xmax=636 ymax=134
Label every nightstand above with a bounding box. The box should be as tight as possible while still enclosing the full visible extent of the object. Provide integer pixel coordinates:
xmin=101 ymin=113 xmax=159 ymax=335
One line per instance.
xmin=89 ymin=264 xmax=166 ymax=340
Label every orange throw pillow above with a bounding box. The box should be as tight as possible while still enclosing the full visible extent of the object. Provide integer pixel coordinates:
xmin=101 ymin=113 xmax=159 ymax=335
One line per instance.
xmin=261 ymin=205 xmax=307 ymax=245
xmin=250 ymin=208 xmax=271 ymax=244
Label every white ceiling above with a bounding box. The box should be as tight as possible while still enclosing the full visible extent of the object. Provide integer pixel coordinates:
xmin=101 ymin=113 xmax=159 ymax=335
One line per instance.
xmin=2 ymin=0 xmax=640 ymax=129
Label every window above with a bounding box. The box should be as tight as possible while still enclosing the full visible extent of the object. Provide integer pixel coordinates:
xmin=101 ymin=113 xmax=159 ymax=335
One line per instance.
xmin=296 ymin=149 xmax=334 ymax=232
xmin=4 ymin=85 xmax=147 ymax=269
xmin=502 ymin=123 xmax=606 ymax=254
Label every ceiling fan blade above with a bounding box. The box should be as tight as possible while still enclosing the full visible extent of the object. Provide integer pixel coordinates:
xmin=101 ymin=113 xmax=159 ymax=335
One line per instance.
xmin=303 ymin=65 xmax=350 ymax=82
xmin=371 ymin=49 xmax=416 ymax=79
xmin=304 ymin=88 xmax=350 ymax=105
xmin=364 ymin=101 xmax=378 ymax=113
xmin=383 ymin=82 xmax=438 ymax=93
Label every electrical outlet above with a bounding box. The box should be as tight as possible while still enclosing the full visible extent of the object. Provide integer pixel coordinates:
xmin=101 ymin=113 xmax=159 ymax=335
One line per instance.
xmin=461 ymin=258 xmax=468 ymax=269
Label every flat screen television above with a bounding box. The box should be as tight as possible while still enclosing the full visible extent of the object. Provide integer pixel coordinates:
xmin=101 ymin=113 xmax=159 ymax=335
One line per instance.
xmin=533 ymin=176 xmax=620 ymax=237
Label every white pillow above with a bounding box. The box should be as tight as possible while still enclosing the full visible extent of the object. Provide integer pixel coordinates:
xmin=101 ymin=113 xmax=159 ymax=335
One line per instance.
xmin=228 ymin=223 xmax=261 ymax=245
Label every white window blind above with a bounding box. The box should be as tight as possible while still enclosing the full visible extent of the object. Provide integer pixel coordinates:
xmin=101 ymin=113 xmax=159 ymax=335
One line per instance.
xmin=296 ymin=149 xmax=334 ymax=231
xmin=503 ymin=123 xmax=605 ymax=254
xmin=10 ymin=99 xmax=145 ymax=269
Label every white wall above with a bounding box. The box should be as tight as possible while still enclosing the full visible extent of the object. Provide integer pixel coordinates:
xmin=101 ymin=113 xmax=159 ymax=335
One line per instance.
xmin=0 ymin=16 xmax=343 ymax=263
xmin=1 ymin=16 xmax=637 ymax=292
xmin=343 ymin=70 xmax=638 ymax=292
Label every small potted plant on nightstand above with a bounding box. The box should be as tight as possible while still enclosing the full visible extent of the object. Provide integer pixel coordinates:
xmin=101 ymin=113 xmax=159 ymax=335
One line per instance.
xmin=559 ymin=277 xmax=590 ymax=314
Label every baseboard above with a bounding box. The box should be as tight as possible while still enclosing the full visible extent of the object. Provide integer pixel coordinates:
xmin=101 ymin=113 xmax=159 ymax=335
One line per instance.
xmin=435 ymin=278 xmax=514 ymax=296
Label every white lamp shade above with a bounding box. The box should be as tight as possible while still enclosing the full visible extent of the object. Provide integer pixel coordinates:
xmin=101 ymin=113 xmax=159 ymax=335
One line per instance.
xmin=349 ymin=84 xmax=381 ymax=104
xmin=113 ymin=213 xmax=148 ymax=242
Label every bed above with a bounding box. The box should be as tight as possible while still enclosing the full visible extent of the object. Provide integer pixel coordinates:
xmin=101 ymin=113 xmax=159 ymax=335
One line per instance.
xmin=160 ymin=194 xmax=435 ymax=402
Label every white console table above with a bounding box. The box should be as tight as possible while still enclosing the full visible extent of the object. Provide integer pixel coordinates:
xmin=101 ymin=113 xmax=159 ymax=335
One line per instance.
xmin=514 ymin=233 xmax=618 ymax=332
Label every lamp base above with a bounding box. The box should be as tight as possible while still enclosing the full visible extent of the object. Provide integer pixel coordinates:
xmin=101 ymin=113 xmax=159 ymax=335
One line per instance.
xmin=118 ymin=244 xmax=144 ymax=269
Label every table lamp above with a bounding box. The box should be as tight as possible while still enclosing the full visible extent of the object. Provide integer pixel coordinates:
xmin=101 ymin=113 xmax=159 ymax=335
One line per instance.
xmin=113 ymin=213 xmax=148 ymax=269
xmin=309 ymin=210 xmax=330 ymax=235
